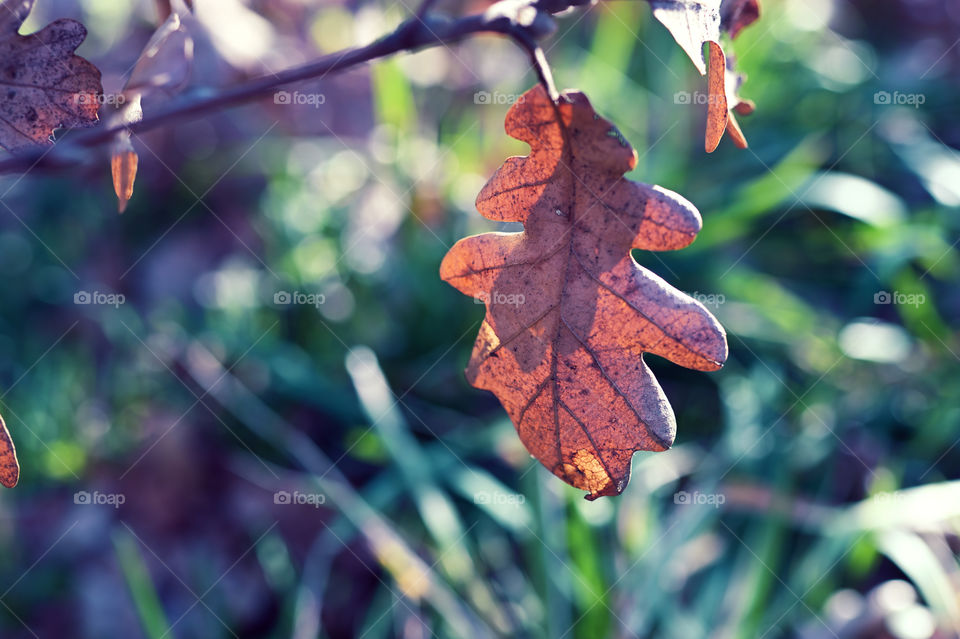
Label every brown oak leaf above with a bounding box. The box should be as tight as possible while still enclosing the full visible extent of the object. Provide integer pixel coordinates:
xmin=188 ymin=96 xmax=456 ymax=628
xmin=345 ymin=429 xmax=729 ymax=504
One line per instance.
xmin=441 ymin=86 xmax=727 ymax=500
xmin=0 ymin=413 xmax=19 ymax=488
xmin=0 ymin=0 xmax=102 ymax=152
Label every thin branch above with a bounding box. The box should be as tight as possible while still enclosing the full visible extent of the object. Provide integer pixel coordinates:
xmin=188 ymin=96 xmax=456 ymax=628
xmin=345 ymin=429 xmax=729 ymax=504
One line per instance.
xmin=528 ymin=45 xmax=560 ymax=102
xmin=0 ymin=0 xmax=570 ymax=175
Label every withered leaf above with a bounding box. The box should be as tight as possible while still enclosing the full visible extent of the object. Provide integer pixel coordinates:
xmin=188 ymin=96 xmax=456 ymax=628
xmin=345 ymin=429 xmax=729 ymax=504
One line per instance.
xmin=107 ymin=0 xmax=193 ymax=212
xmin=0 ymin=0 xmax=102 ymax=152
xmin=720 ymin=0 xmax=760 ymax=39
xmin=124 ymin=1 xmax=194 ymax=95
xmin=441 ymin=86 xmax=727 ymax=500
xmin=648 ymin=0 xmax=721 ymax=76
xmin=705 ymin=41 xmax=747 ymax=151
xmin=648 ymin=0 xmax=759 ymax=151
xmin=111 ymin=147 xmax=138 ymax=213
xmin=0 ymin=413 xmax=19 ymax=488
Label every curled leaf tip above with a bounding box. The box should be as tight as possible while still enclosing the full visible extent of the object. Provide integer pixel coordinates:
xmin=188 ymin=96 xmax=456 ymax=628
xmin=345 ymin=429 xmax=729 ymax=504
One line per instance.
xmin=0 ymin=413 xmax=20 ymax=488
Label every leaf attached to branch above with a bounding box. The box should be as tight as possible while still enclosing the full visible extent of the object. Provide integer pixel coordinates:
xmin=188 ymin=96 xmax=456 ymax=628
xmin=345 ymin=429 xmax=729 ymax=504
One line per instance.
xmin=648 ymin=0 xmax=760 ymax=151
xmin=441 ymin=86 xmax=727 ymax=500
xmin=0 ymin=0 xmax=102 ymax=152
xmin=705 ymin=41 xmax=749 ymax=151
xmin=648 ymin=0 xmax=721 ymax=75
xmin=107 ymin=0 xmax=194 ymax=212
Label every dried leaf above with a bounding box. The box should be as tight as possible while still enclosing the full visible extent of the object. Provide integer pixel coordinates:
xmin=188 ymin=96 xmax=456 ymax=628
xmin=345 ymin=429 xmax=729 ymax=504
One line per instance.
xmin=720 ymin=0 xmax=760 ymax=39
xmin=649 ymin=0 xmax=721 ymax=75
xmin=648 ymin=0 xmax=759 ymax=151
xmin=705 ymin=40 xmax=727 ymax=152
xmin=111 ymin=148 xmax=138 ymax=214
xmin=0 ymin=413 xmax=19 ymax=488
xmin=125 ymin=2 xmax=194 ymax=95
xmin=0 ymin=0 xmax=102 ymax=152
xmin=106 ymin=2 xmax=192 ymax=213
xmin=705 ymin=41 xmax=747 ymax=151
xmin=441 ymin=86 xmax=727 ymax=500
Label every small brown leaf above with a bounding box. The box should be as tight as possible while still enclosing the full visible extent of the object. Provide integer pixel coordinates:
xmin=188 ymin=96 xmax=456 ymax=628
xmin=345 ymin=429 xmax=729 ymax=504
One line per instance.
xmin=649 ymin=0 xmax=721 ymax=75
xmin=441 ymin=86 xmax=727 ymax=500
xmin=720 ymin=0 xmax=760 ymax=39
xmin=705 ymin=41 xmax=727 ymax=152
xmin=705 ymin=41 xmax=748 ymax=151
xmin=725 ymin=103 xmax=747 ymax=149
xmin=0 ymin=0 xmax=102 ymax=152
xmin=111 ymin=148 xmax=138 ymax=214
xmin=0 ymin=413 xmax=20 ymax=488
xmin=104 ymin=1 xmax=192 ymax=213
xmin=106 ymin=97 xmax=142 ymax=213
xmin=648 ymin=0 xmax=758 ymax=151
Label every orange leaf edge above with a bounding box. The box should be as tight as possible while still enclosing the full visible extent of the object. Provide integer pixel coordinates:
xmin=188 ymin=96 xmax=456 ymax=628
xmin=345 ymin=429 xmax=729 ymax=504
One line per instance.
xmin=111 ymin=150 xmax=139 ymax=214
xmin=705 ymin=41 xmax=728 ymax=153
xmin=0 ymin=414 xmax=21 ymax=488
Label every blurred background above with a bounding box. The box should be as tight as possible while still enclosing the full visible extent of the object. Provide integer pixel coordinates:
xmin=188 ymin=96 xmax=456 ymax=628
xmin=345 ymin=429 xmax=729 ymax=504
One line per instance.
xmin=1 ymin=0 xmax=959 ymax=637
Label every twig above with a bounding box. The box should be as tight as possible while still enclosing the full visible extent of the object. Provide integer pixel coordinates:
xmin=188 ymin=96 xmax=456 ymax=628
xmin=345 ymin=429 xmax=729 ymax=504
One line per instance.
xmin=0 ymin=0 xmax=571 ymax=175
xmin=528 ymin=45 xmax=560 ymax=101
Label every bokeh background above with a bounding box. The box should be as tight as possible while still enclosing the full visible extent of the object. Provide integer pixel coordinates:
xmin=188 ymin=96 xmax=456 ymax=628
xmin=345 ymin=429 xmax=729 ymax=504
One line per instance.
xmin=1 ymin=0 xmax=959 ymax=637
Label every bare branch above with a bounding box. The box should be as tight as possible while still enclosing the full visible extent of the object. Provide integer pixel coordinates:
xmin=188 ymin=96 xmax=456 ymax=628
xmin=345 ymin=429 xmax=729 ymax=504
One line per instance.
xmin=0 ymin=0 xmax=580 ymax=175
